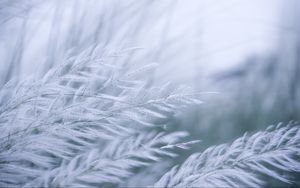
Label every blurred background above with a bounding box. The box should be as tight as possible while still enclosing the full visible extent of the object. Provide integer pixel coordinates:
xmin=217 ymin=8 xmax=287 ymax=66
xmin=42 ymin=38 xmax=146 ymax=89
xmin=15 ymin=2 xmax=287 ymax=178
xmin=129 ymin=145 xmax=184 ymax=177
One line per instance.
xmin=0 ymin=0 xmax=299 ymax=186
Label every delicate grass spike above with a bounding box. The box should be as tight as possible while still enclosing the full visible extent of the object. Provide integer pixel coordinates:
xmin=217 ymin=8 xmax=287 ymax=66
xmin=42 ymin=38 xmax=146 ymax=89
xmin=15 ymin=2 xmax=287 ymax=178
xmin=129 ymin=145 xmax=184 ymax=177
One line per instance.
xmin=154 ymin=122 xmax=300 ymax=187
xmin=0 ymin=46 xmax=201 ymax=187
xmin=23 ymin=131 xmax=190 ymax=187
